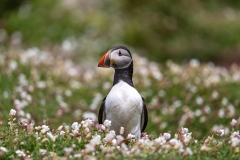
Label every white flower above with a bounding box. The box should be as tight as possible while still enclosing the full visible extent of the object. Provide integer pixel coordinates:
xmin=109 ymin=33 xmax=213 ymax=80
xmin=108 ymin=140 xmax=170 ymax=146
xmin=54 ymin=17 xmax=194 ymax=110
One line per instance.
xmin=90 ymin=135 xmax=101 ymax=145
xmin=98 ymin=124 xmax=105 ymax=131
xmin=104 ymin=133 xmax=115 ymax=142
xmin=109 ymin=130 xmax=116 ymax=136
xmin=74 ymin=153 xmax=82 ymax=158
xmin=120 ymin=127 xmax=124 ymax=135
xmin=71 ymin=122 xmax=80 ymax=130
xmin=47 ymin=132 xmax=57 ymax=141
xmin=163 ymin=133 xmax=171 ymax=140
xmin=127 ymin=134 xmax=136 ymax=139
xmin=181 ymin=127 xmax=189 ymax=134
xmin=9 ymin=60 xmax=18 ymax=70
xmin=60 ymin=131 xmax=65 ymax=135
xmin=186 ymin=147 xmax=193 ymax=155
xmin=85 ymin=144 xmax=95 ymax=152
xmin=231 ymin=119 xmax=237 ymax=127
xmin=41 ymin=125 xmax=50 ymax=134
xmin=189 ymin=59 xmax=200 ymax=67
xmin=155 ymin=136 xmax=166 ymax=144
xmin=81 ymin=119 xmax=94 ymax=127
xmin=64 ymin=147 xmax=73 ymax=153
xmin=16 ymin=150 xmax=26 ymax=157
xmin=42 ymin=125 xmax=50 ymax=131
xmin=116 ymin=135 xmax=124 ymax=143
xmin=72 ymin=129 xmax=79 ymax=135
xmin=37 ymin=81 xmax=46 ymax=89
xmin=112 ymin=139 xmax=117 ymax=146
xmin=0 ymin=147 xmax=8 ymax=152
xmin=103 ymin=120 xmax=111 ymax=128
xmin=216 ymin=129 xmax=224 ymax=136
xmin=39 ymin=149 xmax=47 ymax=155
xmin=9 ymin=109 xmax=16 ymax=116
xmin=231 ymin=131 xmax=240 ymax=138
xmin=169 ymin=138 xmax=183 ymax=150
xmin=83 ymin=112 xmax=97 ymax=120
xmin=231 ymin=137 xmax=240 ymax=148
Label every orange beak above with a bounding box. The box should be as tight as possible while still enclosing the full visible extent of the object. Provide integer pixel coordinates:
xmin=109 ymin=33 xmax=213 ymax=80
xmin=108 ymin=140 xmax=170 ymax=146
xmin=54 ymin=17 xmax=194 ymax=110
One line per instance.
xmin=98 ymin=52 xmax=110 ymax=68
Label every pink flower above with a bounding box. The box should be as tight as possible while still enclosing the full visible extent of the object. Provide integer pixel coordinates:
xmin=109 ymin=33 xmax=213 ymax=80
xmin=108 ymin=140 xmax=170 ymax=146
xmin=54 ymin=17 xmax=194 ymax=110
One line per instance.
xmin=231 ymin=137 xmax=240 ymax=148
xmin=155 ymin=136 xmax=166 ymax=144
xmin=215 ymin=129 xmax=224 ymax=136
xmin=9 ymin=109 xmax=16 ymax=116
xmin=181 ymin=127 xmax=189 ymax=134
xmin=230 ymin=119 xmax=237 ymax=127
xmin=127 ymin=134 xmax=136 ymax=139
xmin=163 ymin=133 xmax=171 ymax=140
xmin=104 ymin=133 xmax=114 ymax=143
xmin=169 ymin=138 xmax=183 ymax=150
xmin=103 ymin=120 xmax=111 ymax=128
xmin=97 ymin=124 xmax=105 ymax=131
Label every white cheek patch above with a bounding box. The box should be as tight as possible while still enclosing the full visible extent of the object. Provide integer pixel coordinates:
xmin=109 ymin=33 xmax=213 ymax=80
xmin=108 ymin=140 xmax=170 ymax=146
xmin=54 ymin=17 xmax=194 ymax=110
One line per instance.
xmin=110 ymin=49 xmax=132 ymax=69
xmin=115 ymin=57 xmax=132 ymax=69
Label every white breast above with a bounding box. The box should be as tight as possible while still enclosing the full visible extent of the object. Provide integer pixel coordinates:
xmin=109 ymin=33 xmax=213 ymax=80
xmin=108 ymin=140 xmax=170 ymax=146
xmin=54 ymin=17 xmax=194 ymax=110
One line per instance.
xmin=105 ymin=81 xmax=143 ymax=138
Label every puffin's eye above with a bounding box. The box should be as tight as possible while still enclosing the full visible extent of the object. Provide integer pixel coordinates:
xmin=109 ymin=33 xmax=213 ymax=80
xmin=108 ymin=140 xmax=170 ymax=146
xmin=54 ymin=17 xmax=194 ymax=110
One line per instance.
xmin=118 ymin=51 xmax=122 ymax=56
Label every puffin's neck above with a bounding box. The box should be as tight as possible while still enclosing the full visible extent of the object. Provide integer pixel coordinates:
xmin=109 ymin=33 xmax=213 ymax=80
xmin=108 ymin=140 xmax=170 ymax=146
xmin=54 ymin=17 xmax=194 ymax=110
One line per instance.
xmin=113 ymin=62 xmax=134 ymax=87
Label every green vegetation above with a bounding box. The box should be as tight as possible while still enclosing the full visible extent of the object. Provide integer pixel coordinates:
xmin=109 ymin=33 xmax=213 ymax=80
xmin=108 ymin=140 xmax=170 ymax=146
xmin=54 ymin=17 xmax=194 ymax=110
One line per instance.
xmin=1 ymin=0 xmax=240 ymax=62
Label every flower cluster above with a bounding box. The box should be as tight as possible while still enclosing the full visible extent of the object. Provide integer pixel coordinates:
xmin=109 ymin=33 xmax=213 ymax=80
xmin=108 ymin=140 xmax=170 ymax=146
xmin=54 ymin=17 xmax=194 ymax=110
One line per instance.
xmin=1 ymin=109 xmax=240 ymax=159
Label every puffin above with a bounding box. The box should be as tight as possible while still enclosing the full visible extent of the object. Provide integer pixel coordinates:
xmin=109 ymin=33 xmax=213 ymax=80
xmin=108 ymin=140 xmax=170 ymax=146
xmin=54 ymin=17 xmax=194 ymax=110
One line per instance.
xmin=97 ymin=46 xmax=148 ymax=138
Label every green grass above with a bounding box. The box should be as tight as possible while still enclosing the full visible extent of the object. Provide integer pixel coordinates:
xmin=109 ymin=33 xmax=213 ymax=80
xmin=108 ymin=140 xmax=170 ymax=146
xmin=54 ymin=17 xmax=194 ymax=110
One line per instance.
xmin=1 ymin=0 xmax=240 ymax=62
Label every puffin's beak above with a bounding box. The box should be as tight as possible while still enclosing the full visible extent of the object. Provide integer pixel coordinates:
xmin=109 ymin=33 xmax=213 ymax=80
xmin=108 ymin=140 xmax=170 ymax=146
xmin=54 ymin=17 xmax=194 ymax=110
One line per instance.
xmin=98 ymin=52 xmax=111 ymax=68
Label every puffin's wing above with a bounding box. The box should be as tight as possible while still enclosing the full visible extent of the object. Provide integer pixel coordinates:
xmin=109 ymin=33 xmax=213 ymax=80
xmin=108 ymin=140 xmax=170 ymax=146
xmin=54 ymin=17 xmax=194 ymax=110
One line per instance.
xmin=98 ymin=97 xmax=106 ymax=124
xmin=141 ymin=97 xmax=148 ymax=132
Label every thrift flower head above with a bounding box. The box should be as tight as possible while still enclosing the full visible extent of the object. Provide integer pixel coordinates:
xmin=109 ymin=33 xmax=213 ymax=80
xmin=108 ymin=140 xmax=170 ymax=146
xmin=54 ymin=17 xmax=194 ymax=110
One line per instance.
xmin=232 ymin=131 xmax=240 ymax=137
xmin=0 ymin=147 xmax=8 ymax=152
xmin=109 ymin=130 xmax=116 ymax=136
xmin=39 ymin=149 xmax=47 ymax=156
xmin=112 ymin=138 xmax=117 ymax=146
xmin=116 ymin=135 xmax=124 ymax=143
xmin=85 ymin=144 xmax=95 ymax=152
xmin=127 ymin=134 xmax=136 ymax=139
xmin=71 ymin=122 xmax=80 ymax=130
xmin=181 ymin=127 xmax=189 ymax=134
xmin=104 ymin=133 xmax=115 ymax=143
xmin=230 ymin=119 xmax=237 ymax=127
xmin=9 ymin=109 xmax=16 ymax=116
xmin=103 ymin=119 xmax=111 ymax=128
xmin=47 ymin=132 xmax=57 ymax=141
xmin=169 ymin=138 xmax=183 ymax=150
xmin=72 ymin=129 xmax=79 ymax=135
xmin=41 ymin=125 xmax=50 ymax=134
xmin=231 ymin=137 xmax=240 ymax=148
xmin=155 ymin=136 xmax=166 ymax=145
xmin=183 ymin=147 xmax=193 ymax=156
xmin=16 ymin=150 xmax=26 ymax=157
xmin=90 ymin=135 xmax=101 ymax=145
xmin=64 ymin=147 xmax=73 ymax=153
xmin=81 ymin=119 xmax=94 ymax=127
xmin=98 ymin=124 xmax=105 ymax=131
xmin=216 ymin=129 xmax=224 ymax=136
xmin=60 ymin=131 xmax=65 ymax=135
xmin=163 ymin=132 xmax=171 ymax=140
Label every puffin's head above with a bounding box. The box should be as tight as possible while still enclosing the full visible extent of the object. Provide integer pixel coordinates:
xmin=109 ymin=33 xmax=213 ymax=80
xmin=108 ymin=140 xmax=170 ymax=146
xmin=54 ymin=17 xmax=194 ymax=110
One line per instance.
xmin=98 ymin=46 xmax=132 ymax=69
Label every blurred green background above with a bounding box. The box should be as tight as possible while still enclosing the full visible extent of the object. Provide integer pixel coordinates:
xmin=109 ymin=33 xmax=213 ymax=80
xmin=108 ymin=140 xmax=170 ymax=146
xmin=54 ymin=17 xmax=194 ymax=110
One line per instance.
xmin=1 ymin=0 xmax=240 ymax=63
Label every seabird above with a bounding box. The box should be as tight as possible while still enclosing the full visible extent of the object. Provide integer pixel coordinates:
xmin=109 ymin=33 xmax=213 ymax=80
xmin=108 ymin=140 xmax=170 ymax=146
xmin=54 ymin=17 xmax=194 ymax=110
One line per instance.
xmin=97 ymin=46 xmax=148 ymax=138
